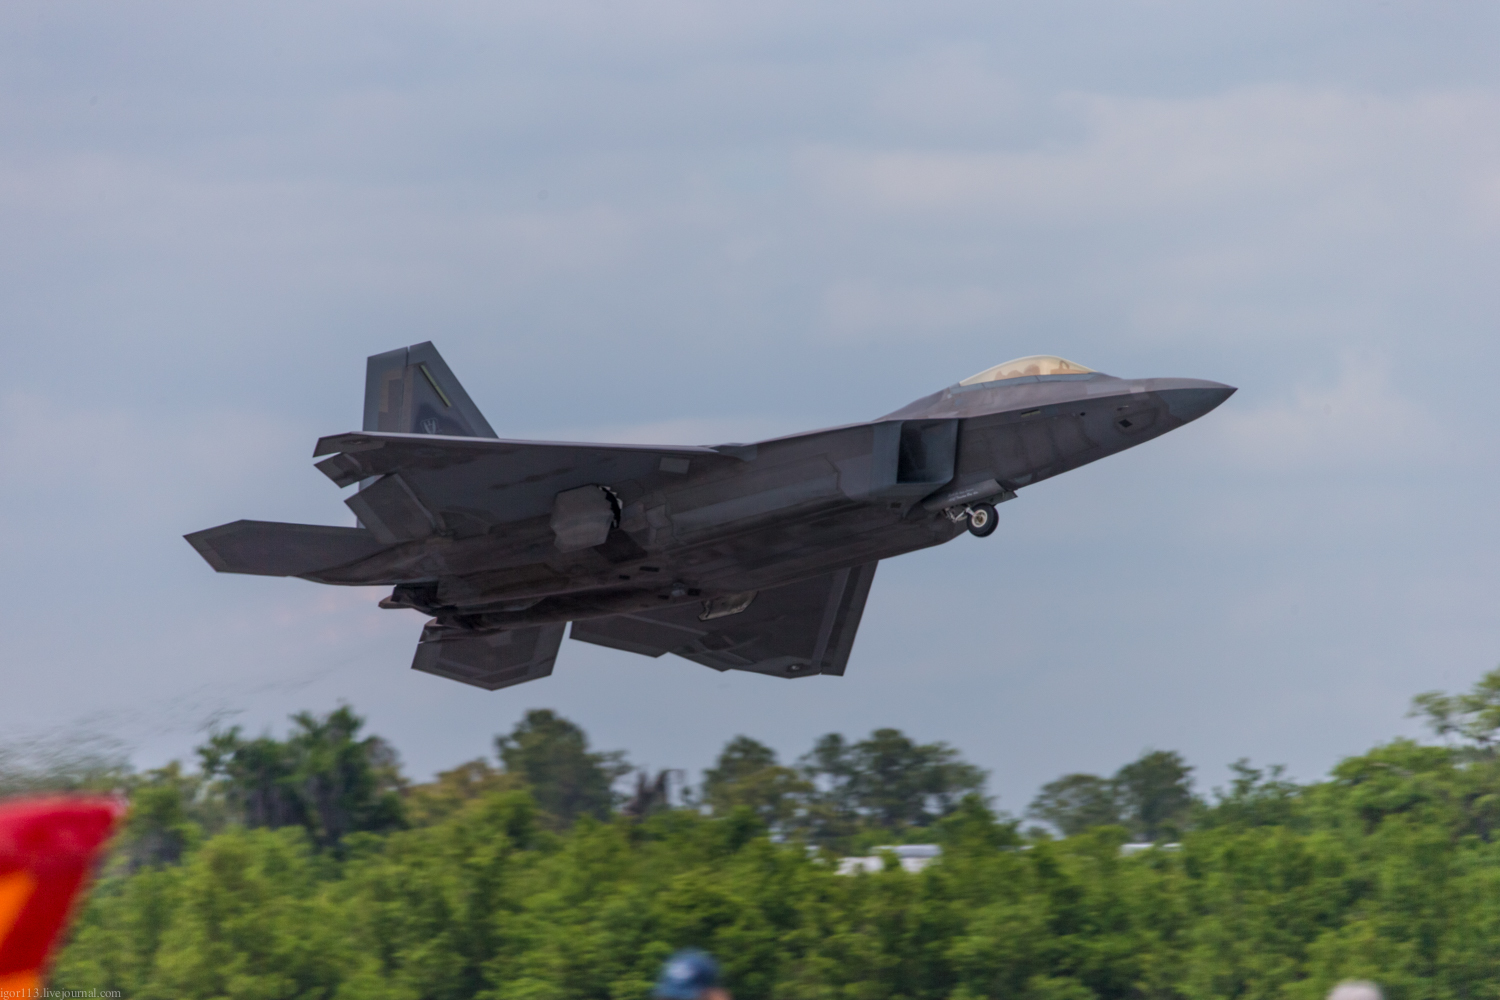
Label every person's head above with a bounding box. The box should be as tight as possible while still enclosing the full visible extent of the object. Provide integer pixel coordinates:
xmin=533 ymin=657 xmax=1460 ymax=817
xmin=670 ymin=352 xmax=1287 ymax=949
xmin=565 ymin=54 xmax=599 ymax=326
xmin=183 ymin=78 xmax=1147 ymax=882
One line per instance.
xmin=654 ymin=949 xmax=728 ymax=1000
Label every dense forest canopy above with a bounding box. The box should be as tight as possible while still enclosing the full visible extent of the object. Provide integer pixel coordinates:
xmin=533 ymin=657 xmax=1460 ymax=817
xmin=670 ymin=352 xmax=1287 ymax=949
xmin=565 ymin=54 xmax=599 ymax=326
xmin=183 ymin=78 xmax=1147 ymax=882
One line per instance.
xmin=17 ymin=669 xmax=1500 ymax=999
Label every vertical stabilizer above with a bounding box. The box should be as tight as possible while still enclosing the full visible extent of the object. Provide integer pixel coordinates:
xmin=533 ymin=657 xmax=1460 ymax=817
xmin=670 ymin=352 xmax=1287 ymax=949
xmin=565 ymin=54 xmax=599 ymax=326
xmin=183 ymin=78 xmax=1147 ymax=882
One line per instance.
xmin=364 ymin=342 xmax=497 ymax=438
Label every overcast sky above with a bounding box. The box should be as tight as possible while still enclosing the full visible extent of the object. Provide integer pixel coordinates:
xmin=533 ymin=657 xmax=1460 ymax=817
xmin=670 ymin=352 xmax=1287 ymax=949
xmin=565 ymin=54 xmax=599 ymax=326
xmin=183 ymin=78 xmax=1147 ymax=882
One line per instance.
xmin=3 ymin=0 xmax=1499 ymax=813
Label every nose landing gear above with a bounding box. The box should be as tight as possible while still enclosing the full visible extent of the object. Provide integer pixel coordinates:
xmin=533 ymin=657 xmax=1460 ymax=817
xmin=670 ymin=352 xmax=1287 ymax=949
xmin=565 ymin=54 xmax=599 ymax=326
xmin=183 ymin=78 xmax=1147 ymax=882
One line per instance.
xmin=966 ymin=502 xmax=998 ymax=537
xmin=941 ymin=496 xmax=1005 ymax=536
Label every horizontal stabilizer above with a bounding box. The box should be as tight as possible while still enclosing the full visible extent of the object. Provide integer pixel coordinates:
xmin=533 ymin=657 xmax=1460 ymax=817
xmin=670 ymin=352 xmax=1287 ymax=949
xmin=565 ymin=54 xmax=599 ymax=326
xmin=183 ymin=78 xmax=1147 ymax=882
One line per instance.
xmin=412 ymin=621 xmax=566 ymax=690
xmin=345 ymin=473 xmax=440 ymax=543
xmin=185 ymin=520 xmax=386 ymax=577
xmin=570 ymin=562 xmax=878 ymax=678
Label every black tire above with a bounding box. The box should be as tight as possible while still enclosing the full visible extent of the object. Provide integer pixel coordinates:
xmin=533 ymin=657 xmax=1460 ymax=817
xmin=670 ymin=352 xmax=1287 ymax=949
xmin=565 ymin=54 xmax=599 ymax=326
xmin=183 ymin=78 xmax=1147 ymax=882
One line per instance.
xmin=967 ymin=503 xmax=998 ymax=537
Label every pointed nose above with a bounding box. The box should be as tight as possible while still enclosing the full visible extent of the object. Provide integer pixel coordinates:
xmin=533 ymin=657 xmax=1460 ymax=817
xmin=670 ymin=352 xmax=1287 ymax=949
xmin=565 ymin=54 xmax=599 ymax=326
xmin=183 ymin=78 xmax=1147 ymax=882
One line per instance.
xmin=1159 ymin=380 xmax=1236 ymax=424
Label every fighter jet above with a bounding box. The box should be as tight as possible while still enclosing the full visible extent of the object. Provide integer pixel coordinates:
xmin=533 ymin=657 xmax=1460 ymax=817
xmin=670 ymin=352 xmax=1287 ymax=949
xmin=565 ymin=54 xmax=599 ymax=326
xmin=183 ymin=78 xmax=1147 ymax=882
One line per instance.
xmin=187 ymin=344 xmax=1233 ymax=691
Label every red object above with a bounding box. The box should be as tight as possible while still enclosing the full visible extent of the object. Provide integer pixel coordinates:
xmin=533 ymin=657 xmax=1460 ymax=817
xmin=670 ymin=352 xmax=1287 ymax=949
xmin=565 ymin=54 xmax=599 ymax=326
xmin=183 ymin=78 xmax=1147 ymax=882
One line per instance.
xmin=0 ymin=797 xmax=123 ymax=991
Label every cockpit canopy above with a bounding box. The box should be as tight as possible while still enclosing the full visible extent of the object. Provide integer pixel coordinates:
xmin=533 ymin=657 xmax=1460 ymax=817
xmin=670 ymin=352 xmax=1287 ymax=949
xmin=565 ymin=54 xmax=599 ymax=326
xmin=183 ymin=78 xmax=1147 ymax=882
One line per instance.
xmin=958 ymin=355 xmax=1094 ymax=386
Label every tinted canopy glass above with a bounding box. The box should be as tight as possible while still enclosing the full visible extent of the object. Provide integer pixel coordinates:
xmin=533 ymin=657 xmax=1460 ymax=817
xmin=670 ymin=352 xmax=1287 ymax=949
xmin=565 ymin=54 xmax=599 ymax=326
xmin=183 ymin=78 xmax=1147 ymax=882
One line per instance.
xmin=959 ymin=355 xmax=1093 ymax=385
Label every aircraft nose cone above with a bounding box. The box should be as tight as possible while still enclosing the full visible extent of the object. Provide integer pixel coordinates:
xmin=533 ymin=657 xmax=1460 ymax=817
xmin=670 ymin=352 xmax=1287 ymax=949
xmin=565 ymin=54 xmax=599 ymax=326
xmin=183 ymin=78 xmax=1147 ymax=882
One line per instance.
xmin=1161 ymin=380 xmax=1236 ymax=423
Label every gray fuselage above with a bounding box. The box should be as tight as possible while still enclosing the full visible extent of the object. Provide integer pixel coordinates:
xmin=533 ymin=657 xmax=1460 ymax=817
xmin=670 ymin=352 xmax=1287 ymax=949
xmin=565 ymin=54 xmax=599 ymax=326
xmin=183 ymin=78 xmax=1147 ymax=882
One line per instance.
xmin=313 ymin=371 xmax=1232 ymax=633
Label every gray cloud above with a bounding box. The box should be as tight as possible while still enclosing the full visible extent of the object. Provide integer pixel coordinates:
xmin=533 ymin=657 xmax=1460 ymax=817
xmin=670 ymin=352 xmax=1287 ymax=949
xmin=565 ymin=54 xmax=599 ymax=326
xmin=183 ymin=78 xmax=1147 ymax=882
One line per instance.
xmin=3 ymin=0 xmax=1499 ymax=810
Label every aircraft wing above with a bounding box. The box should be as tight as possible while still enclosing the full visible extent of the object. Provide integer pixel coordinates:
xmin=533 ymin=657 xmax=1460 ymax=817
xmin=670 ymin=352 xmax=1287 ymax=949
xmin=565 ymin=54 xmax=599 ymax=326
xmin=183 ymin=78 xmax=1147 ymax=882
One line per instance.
xmin=311 ymin=431 xmax=747 ymax=536
xmin=411 ymin=621 xmax=567 ymax=690
xmin=569 ymin=562 xmax=878 ymax=678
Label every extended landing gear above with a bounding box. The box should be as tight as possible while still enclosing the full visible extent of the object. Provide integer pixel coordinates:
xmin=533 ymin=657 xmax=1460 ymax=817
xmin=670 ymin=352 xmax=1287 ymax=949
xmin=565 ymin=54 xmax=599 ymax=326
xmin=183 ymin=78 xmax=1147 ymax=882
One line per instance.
xmin=942 ymin=498 xmax=1004 ymax=536
xmin=966 ymin=503 xmax=998 ymax=537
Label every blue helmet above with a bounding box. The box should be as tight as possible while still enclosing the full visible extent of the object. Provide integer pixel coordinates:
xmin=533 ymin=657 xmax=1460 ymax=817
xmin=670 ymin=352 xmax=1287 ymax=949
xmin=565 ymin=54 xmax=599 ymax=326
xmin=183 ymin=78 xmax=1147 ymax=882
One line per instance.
xmin=654 ymin=949 xmax=721 ymax=999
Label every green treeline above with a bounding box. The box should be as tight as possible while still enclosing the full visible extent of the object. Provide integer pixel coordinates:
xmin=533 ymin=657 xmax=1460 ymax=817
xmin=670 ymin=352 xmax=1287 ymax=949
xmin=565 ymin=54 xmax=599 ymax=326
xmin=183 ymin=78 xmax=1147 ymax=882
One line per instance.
xmin=30 ymin=670 xmax=1500 ymax=1000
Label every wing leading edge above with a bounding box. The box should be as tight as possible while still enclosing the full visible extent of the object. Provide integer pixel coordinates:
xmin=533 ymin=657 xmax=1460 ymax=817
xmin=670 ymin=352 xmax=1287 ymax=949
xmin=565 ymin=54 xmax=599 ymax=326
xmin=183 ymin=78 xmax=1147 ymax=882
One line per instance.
xmin=570 ymin=562 xmax=878 ymax=679
xmin=310 ymin=431 xmax=744 ymax=533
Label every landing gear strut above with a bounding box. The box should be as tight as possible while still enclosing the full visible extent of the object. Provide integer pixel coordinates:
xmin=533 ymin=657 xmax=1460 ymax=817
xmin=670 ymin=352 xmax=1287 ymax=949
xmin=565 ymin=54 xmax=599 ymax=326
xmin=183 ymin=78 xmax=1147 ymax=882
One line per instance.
xmin=966 ymin=503 xmax=998 ymax=537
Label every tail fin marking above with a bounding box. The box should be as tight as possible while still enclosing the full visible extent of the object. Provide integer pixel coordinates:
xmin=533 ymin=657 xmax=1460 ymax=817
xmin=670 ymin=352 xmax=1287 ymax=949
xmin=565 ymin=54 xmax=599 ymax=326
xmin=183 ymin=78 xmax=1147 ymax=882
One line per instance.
xmin=364 ymin=342 xmax=497 ymax=439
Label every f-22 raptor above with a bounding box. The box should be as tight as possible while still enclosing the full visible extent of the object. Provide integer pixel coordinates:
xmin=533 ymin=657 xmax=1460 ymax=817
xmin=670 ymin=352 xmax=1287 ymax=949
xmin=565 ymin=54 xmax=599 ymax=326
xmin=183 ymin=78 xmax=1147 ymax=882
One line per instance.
xmin=187 ymin=345 xmax=1233 ymax=691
